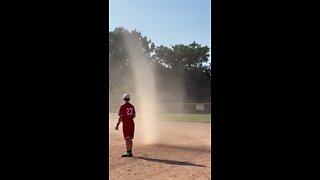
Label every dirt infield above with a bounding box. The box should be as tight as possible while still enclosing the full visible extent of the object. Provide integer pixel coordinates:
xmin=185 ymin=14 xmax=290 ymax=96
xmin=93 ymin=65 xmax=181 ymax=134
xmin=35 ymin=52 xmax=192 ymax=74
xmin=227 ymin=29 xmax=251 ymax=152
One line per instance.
xmin=109 ymin=119 xmax=211 ymax=180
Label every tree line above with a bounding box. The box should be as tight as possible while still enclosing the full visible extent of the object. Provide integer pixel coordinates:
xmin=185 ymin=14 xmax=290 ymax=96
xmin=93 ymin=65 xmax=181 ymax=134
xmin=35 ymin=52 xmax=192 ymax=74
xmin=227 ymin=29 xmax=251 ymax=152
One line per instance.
xmin=109 ymin=27 xmax=211 ymax=103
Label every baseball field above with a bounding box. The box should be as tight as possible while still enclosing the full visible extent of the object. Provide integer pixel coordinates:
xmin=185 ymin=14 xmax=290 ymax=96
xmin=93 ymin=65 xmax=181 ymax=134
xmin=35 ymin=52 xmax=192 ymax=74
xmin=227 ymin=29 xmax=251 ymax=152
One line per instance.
xmin=109 ymin=113 xmax=211 ymax=180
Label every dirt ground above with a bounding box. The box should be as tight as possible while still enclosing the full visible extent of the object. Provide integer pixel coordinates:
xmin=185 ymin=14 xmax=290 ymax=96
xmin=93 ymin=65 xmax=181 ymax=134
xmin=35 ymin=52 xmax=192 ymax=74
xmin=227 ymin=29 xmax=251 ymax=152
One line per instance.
xmin=109 ymin=119 xmax=211 ymax=180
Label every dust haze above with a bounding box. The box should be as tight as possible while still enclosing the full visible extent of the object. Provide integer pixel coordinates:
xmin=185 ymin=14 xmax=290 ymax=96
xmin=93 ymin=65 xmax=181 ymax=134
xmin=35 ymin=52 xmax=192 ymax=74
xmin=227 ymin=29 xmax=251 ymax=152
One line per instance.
xmin=108 ymin=30 xmax=211 ymax=180
xmin=125 ymin=35 xmax=183 ymax=145
xmin=110 ymin=32 xmax=186 ymax=145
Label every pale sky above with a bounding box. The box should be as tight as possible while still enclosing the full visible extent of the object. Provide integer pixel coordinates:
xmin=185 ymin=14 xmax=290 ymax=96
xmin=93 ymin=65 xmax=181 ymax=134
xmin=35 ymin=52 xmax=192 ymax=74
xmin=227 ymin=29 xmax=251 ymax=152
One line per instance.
xmin=109 ymin=0 xmax=211 ymax=62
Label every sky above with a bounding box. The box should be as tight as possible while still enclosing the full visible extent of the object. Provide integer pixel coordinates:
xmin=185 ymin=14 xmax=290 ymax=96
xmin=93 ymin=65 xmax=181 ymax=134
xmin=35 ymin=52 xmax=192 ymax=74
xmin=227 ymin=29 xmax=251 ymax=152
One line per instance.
xmin=109 ymin=0 xmax=211 ymax=61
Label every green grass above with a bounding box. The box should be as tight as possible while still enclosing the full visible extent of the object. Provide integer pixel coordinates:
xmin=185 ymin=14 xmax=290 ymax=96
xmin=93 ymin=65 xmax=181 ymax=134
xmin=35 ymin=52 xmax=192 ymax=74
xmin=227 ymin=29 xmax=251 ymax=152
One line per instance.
xmin=109 ymin=113 xmax=211 ymax=123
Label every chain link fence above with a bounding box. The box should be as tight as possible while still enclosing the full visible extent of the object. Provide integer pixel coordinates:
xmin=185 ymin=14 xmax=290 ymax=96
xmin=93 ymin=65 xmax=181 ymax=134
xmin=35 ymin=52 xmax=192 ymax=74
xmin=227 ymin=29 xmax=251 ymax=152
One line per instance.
xmin=109 ymin=103 xmax=211 ymax=114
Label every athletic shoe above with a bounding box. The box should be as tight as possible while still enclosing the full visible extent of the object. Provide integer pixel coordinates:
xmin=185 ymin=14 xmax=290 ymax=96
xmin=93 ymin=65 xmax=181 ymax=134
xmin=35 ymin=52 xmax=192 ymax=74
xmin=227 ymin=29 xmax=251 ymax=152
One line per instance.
xmin=121 ymin=153 xmax=133 ymax=157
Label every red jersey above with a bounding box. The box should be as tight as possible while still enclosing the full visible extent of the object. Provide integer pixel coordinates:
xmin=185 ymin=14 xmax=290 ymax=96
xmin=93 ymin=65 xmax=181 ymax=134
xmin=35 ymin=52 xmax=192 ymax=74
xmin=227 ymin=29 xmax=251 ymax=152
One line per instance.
xmin=118 ymin=102 xmax=135 ymax=140
xmin=118 ymin=102 xmax=136 ymax=123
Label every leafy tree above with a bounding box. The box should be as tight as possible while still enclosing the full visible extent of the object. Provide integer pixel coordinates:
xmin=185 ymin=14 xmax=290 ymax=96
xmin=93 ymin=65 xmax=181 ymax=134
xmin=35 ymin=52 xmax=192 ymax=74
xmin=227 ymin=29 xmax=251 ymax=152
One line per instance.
xmin=109 ymin=27 xmax=155 ymax=103
xmin=109 ymin=27 xmax=211 ymax=103
xmin=152 ymin=42 xmax=211 ymax=102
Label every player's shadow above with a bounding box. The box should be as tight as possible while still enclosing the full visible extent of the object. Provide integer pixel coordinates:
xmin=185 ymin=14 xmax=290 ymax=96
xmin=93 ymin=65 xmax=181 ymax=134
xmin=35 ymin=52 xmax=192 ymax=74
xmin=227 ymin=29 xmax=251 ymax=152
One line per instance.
xmin=134 ymin=156 xmax=206 ymax=167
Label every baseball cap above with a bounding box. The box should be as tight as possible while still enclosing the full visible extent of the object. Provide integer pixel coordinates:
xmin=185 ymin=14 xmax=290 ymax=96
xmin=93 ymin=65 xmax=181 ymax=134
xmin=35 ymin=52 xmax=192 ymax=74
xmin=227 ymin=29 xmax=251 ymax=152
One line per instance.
xmin=123 ymin=94 xmax=130 ymax=100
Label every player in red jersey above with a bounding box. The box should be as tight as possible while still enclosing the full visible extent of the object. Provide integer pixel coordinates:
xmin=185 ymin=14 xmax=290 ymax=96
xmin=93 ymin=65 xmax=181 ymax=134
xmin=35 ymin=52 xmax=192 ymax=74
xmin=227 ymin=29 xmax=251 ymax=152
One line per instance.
xmin=115 ymin=94 xmax=136 ymax=157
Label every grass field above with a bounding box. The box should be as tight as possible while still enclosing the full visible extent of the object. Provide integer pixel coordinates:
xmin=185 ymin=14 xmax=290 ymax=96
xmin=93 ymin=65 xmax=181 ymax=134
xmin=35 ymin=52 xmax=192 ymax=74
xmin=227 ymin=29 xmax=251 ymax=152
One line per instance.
xmin=109 ymin=113 xmax=211 ymax=123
